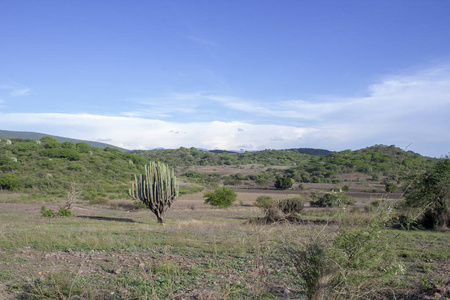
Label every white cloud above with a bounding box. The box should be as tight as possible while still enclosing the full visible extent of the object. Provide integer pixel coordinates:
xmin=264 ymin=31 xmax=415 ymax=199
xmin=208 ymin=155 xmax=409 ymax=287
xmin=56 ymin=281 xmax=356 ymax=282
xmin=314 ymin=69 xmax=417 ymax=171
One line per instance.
xmin=205 ymin=65 xmax=450 ymax=156
xmin=0 ymin=65 xmax=449 ymax=157
xmin=0 ymin=112 xmax=317 ymax=151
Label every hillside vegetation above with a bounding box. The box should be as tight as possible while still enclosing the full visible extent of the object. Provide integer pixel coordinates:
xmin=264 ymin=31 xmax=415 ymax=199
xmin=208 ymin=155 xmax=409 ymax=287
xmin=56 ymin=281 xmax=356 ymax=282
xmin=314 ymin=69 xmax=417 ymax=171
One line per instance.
xmin=0 ymin=137 xmax=147 ymax=201
xmin=0 ymin=129 xmax=128 ymax=151
xmin=0 ymin=137 xmax=436 ymax=200
xmin=0 ymin=137 xmax=448 ymax=299
xmin=131 ymin=147 xmax=324 ymax=167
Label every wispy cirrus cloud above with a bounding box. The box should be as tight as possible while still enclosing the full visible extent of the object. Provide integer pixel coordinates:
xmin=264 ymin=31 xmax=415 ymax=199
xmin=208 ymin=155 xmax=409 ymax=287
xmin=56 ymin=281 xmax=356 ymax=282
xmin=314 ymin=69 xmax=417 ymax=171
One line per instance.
xmin=208 ymin=65 xmax=450 ymax=126
xmin=187 ymin=36 xmax=219 ymax=48
xmin=0 ymin=83 xmax=31 ymax=98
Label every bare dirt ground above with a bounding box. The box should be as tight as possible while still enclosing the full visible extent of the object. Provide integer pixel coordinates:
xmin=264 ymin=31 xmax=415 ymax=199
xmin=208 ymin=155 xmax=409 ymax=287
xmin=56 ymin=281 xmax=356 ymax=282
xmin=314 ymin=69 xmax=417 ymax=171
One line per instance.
xmin=181 ymin=165 xmax=289 ymax=176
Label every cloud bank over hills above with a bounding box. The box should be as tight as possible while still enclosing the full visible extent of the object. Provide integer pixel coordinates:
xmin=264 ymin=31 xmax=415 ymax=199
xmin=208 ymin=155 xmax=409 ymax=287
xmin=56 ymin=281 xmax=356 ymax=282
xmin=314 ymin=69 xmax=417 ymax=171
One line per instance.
xmin=1 ymin=65 xmax=449 ymax=157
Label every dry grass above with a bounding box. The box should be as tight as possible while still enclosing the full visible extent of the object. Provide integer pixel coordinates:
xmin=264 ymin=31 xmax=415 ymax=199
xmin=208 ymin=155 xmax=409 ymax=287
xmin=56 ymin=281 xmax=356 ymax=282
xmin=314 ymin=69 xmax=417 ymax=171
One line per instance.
xmin=1 ymin=189 xmax=449 ymax=299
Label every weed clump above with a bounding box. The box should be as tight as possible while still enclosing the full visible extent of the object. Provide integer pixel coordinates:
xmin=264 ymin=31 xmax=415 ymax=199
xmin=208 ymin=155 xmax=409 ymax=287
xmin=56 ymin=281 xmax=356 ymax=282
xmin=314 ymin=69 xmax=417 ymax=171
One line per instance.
xmin=40 ymin=205 xmax=73 ymax=217
xmin=40 ymin=205 xmax=54 ymax=217
xmin=57 ymin=206 xmax=72 ymax=217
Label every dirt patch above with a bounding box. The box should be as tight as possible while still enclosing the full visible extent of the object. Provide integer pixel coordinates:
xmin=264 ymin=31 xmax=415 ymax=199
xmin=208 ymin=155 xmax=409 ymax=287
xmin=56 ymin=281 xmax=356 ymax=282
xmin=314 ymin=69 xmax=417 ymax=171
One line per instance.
xmin=0 ymin=193 xmax=22 ymax=199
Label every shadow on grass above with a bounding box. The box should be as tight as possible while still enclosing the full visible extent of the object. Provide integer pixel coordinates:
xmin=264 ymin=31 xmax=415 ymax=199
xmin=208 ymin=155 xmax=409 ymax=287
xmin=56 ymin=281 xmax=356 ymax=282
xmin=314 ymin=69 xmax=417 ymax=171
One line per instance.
xmin=77 ymin=215 xmax=141 ymax=223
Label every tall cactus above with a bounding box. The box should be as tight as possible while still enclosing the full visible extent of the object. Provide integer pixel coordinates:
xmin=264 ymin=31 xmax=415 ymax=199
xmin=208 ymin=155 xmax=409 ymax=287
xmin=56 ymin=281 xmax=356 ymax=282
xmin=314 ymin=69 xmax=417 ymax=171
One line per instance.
xmin=129 ymin=161 xmax=179 ymax=224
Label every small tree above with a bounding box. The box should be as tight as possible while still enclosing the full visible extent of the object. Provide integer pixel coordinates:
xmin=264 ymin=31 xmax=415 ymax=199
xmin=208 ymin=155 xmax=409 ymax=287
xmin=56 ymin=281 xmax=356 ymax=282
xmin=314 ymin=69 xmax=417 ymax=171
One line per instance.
xmin=66 ymin=181 xmax=79 ymax=210
xmin=129 ymin=161 xmax=179 ymax=224
xmin=403 ymin=158 xmax=450 ymax=229
xmin=0 ymin=173 xmax=21 ymax=190
xmin=275 ymin=176 xmax=293 ymax=190
xmin=204 ymin=187 xmax=237 ymax=207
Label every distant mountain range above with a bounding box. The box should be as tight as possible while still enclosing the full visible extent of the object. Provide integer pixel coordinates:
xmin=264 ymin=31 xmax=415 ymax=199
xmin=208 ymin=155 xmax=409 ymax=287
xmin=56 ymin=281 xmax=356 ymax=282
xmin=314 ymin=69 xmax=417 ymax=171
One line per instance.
xmin=0 ymin=129 xmax=128 ymax=152
xmin=0 ymin=129 xmax=332 ymax=155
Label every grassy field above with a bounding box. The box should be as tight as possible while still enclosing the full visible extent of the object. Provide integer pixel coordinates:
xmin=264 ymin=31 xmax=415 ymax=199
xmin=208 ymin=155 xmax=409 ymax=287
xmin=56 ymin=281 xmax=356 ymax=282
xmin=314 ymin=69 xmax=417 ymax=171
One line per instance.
xmin=0 ymin=190 xmax=449 ymax=299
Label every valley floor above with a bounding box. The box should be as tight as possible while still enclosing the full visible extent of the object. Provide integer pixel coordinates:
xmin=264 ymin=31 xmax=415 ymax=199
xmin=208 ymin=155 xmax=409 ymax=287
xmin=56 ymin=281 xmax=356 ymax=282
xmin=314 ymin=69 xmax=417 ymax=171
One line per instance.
xmin=0 ymin=192 xmax=449 ymax=299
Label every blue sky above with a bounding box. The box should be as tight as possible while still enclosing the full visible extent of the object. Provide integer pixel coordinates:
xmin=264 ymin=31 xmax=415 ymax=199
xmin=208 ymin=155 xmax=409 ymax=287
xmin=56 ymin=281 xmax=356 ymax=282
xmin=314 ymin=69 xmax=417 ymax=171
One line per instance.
xmin=1 ymin=0 xmax=449 ymax=157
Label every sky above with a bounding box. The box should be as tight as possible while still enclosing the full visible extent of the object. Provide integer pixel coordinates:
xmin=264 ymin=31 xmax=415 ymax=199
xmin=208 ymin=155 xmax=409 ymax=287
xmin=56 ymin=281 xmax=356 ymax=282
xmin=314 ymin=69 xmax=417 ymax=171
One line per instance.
xmin=1 ymin=0 xmax=449 ymax=157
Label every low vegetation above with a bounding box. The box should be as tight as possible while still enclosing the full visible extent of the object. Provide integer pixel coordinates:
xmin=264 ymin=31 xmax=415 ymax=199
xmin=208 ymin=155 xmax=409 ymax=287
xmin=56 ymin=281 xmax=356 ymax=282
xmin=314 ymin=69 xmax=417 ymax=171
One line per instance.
xmin=0 ymin=137 xmax=147 ymax=200
xmin=403 ymin=157 xmax=450 ymax=229
xmin=204 ymin=186 xmax=237 ymax=207
xmin=0 ymin=137 xmax=448 ymax=299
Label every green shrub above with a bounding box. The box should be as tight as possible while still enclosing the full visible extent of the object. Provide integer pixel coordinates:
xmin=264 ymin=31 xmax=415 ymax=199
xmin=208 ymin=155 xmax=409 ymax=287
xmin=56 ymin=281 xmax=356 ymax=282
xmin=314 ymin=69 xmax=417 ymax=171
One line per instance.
xmin=133 ymin=200 xmax=146 ymax=209
xmin=45 ymin=141 xmax=62 ymax=149
xmin=223 ymin=176 xmax=241 ymax=186
xmin=255 ymin=195 xmax=276 ymax=210
xmin=67 ymin=164 xmax=83 ymax=171
xmin=298 ymin=183 xmax=307 ymax=190
xmin=57 ymin=207 xmax=72 ymax=217
xmin=89 ymin=197 xmax=110 ymax=205
xmin=0 ymin=173 xmax=21 ymax=190
xmin=12 ymin=142 xmax=39 ymax=154
xmin=61 ymin=141 xmax=76 ymax=149
xmin=82 ymin=191 xmax=96 ymax=201
xmin=179 ymin=185 xmax=204 ymax=195
xmin=274 ymin=176 xmax=294 ymax=189
xmin=385 ymin=182 xmax=397 ymax=193
xmin=403 ymin=158 xmax=450 ymax=229
xmin=278 ymin=197 xmax=305 ymax=215
xmin=42 ymin=149 xmax=81 ymax=161
xmin=40 ymin=136 xmax=58 ymax=143
xmin=41 ymin=206 xmax=54 ymax=217
xmin=310 ymin=191 xmax=355 ymax=207
xmin=204 ymin=187 xmax=237 ymax=207
xmin=388 ymin=214 xmax=420 ymax=230
xmin=0 ymin=156 xmax=20 ymax=171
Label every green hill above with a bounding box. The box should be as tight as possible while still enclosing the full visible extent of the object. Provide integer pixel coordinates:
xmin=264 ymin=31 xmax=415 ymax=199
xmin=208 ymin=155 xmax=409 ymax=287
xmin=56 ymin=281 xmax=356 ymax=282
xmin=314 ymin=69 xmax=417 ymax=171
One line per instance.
xmin=132 ymin=147 xmax=323 ymax=167
xmin=0 ymin=129 xmax=128 ymax=152
xmin=0 ymin=136 xmax=437 ymax=199
xmin=0 ymin=137 xmax=146 ymax=200
xmin=284 ymin=144 xmax=436 ymax=184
